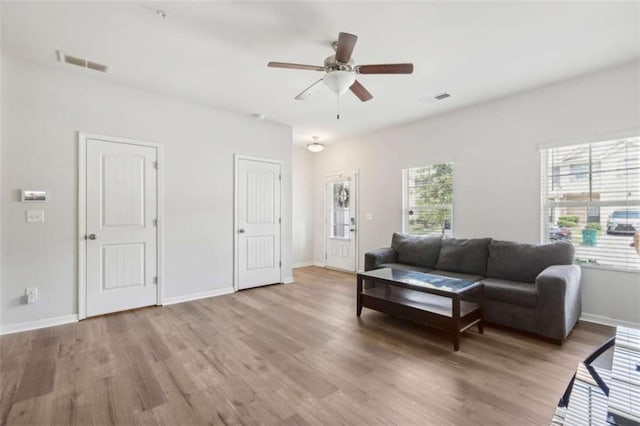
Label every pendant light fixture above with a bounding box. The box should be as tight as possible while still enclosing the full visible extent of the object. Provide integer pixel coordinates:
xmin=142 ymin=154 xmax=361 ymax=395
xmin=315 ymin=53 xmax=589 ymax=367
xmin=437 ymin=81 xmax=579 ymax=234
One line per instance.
xmin=306 ymin=136 xmax=325 ymax=153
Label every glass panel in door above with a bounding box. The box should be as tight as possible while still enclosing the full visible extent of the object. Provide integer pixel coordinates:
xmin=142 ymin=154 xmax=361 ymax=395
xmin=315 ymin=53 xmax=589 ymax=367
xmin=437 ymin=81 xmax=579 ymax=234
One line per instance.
xmin=330 ymin=180 xmax=351 ymax=240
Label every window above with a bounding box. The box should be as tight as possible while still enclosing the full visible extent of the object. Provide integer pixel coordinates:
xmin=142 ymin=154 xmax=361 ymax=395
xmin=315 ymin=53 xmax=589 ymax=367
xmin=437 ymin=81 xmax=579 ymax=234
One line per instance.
xmin=402 ymin=163 xmax=453 ymax=236
xmin=570 ymin=163 xmax=589 ymax=181
xmin=541 ymin=137 xmax=640 ymax=271
xmin=329 ymin=180 xmax=351 ymax=239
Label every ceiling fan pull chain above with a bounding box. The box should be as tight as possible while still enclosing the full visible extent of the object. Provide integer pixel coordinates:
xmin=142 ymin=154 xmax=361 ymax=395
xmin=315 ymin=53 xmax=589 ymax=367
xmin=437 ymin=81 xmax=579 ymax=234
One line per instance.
xmin=337 ymin=95 xmax=340 ymax=120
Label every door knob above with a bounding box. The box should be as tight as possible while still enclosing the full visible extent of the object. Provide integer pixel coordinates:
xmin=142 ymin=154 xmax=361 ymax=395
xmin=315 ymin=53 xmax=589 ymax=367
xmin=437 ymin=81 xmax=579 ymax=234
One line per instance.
xmin=238 ymin=229 xmax=245 ymax=234
xmin=87 ymin=234 xmax=97 ymax=240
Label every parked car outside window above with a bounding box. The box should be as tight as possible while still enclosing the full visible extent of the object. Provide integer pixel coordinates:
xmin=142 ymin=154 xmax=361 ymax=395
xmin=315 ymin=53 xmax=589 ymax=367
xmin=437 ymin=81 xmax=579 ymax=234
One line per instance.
xmin=549 ymin=225 xmax=572 ymax=241
xmin=606 ymin=210 xmax=640 ymax=235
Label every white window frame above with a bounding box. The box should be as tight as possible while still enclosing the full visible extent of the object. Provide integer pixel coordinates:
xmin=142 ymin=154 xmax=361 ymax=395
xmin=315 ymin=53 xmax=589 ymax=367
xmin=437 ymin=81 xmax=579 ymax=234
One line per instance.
xmin=402 ymin=163 xmax=454 ymax=237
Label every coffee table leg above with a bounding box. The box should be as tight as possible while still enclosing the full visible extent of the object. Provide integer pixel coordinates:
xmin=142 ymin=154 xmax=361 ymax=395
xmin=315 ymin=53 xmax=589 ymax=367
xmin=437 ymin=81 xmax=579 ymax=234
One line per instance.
xmin=452 ymin=295 xmax=460 ymax=351
xmin=356 ymin=276 xmax=363 ymax=317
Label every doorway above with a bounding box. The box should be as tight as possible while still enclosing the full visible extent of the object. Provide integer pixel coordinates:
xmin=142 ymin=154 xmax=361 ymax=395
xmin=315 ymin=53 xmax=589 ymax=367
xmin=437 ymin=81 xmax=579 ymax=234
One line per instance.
xmin=325 ymin=171 xmax=358 ymax=272
xmin=78 ymin=133 xmax=163 ymax=319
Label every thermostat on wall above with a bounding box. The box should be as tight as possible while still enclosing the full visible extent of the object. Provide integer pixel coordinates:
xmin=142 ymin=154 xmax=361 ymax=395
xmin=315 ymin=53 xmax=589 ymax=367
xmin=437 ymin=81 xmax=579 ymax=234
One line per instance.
xmin=22 ymin=190 xmax=48 ymax=202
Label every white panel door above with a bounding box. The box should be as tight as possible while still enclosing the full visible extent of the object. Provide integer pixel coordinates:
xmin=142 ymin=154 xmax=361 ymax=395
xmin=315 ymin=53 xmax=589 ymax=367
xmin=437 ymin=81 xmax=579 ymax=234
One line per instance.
xmin=86 ymin=138 xmax=158 ymax=317
xmin=237 ymin=158 xmax=281 ymax=290
xmin=326 ymin=172 xmax=357 ymax=272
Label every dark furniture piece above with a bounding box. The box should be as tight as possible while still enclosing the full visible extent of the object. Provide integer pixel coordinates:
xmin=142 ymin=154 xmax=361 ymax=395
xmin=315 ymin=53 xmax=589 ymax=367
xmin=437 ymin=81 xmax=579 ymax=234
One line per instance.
xmin=365 ymin=233 xmax=581 ymax=342
xmin=357 ymin=268 xmax=484 ymax=351
xmin=552 ymin=327 xmax=640 ymax=425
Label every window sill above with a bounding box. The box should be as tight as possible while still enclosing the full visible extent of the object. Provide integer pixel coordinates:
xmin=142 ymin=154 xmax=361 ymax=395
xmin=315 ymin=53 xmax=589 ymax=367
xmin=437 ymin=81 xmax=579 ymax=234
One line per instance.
xmin=577 ymin=263 xmax=640 ymax=274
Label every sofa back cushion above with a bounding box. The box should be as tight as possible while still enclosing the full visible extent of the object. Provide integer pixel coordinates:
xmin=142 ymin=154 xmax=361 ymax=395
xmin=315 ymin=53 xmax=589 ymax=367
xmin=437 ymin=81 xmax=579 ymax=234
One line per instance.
xmin=391 ymin=233 xmax=442 ymax=269
xmin=435 ymin=238 xmax=492 ymax=276
xmin=486 ymin=240 xmax=574 ymax=283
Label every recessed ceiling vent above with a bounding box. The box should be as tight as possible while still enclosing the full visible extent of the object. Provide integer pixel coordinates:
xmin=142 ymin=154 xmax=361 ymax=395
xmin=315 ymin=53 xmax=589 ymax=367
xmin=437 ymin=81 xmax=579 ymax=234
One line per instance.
xmin=56 ymin=51 xmax=110 ymax=73
xmin=419 ymin=92 xmax=451 ymax=105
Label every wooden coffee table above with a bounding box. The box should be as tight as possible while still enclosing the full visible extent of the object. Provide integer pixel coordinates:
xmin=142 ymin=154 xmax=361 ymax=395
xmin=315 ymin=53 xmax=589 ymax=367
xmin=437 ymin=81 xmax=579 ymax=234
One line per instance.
xmin=357 ymin=268 xmax=484 ymax=351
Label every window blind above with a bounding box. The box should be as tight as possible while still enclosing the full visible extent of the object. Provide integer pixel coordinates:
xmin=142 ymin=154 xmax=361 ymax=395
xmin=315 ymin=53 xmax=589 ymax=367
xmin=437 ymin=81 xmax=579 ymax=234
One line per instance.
xmin=540 ymin=137 xmax=640 ymax=271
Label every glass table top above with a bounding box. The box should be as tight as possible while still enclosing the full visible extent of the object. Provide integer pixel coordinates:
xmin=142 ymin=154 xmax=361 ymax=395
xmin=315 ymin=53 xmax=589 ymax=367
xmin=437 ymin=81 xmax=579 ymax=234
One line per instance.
xmin=552 ymin=327 xmax=640 ymax=425
xmin=359 ymin=268 xmax=478 ymax=294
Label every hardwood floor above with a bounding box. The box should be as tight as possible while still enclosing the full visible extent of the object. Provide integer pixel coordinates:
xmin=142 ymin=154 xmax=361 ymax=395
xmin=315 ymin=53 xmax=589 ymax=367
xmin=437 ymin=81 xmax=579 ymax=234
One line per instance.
xmin=1 ymin=266 xmax=613 ymax=425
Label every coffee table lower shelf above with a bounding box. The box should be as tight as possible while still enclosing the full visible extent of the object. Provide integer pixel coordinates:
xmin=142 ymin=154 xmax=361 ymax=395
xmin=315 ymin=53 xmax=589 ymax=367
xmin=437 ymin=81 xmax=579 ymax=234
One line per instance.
xmin=359 ymin=286 xmax=483 ymax=351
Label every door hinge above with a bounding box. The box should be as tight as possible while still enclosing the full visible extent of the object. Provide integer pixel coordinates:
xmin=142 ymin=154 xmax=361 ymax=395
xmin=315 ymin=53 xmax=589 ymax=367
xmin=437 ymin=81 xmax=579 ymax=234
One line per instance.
xmin=153 ymin=276 xmax=158 ymax=284
xmin=278 ymin=217 xmax=281 ymax=224
xmin=279 ymin=261 xmax=282 ymax=267
xmin=278 ymin=174 xmax=281 ymax=181
xmin=153 ymin=161 xmax=158 ymax=169
xmin=153 ymin=219 xmax=158 ymax=227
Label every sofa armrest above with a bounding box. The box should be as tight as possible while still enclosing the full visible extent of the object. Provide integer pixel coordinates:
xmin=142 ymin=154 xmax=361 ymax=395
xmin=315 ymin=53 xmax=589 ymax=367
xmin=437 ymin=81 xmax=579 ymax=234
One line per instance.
xmin=535 ymin=265 xmax=582 ymax=342
xmin=364 ymin=247 xmax=397 ymax=271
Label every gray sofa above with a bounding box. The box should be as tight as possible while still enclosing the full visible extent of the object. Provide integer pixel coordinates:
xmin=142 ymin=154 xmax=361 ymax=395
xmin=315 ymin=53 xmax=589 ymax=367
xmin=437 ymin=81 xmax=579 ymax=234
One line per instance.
xmin=364 ymin=233 xmax=581 ymax=342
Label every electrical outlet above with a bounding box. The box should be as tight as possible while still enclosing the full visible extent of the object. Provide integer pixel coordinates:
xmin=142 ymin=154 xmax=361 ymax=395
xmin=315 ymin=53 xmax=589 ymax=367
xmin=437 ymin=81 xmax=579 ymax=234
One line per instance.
xmin=26 ymin=210 xmax=45 ymax=223
xmin=25 ymin=288 xmax=38 ymax=304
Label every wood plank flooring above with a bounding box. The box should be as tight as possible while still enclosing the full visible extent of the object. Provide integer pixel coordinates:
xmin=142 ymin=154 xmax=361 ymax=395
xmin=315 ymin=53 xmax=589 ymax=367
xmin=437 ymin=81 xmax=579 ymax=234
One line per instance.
xmin=1 ymin=266 xmax=613 ymax=425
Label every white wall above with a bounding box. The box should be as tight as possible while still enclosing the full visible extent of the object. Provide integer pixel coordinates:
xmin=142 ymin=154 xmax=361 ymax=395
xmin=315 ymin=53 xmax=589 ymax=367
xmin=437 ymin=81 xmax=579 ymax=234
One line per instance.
xmin=291 ymin=146 xmax=314 ymax=267
xmin=1 ymin=55 xmax=293 ymax=328
xmin=312 ymin=60 xmax=640 ymax=324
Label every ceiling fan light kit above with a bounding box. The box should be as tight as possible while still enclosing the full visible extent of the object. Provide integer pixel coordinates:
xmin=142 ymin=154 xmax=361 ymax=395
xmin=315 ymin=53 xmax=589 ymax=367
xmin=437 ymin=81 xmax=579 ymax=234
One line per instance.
xmin=268 ymin=32 xmax=414 ymax=118
xmin=323 ymin=70 xmax=356 ymax=95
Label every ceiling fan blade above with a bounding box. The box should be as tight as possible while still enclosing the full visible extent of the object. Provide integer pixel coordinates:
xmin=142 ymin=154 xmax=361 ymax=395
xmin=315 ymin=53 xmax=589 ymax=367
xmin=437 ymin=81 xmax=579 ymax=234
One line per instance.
xmin=295 ymin=79 xmax=324 ymax=101
xmin=356 ymin=63 xmax=414 ymax=74
xmin=350 ymin=80 xmax=373 ymax=102
xmin=335 ymin=32 xmax=358 ymax=64
xmin=268 ymin=62 xmax=324 ymax=71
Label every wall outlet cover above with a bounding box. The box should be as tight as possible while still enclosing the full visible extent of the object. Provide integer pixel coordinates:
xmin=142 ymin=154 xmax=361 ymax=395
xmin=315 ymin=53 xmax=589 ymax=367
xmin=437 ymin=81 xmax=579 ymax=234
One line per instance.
xmin=26 ymin=210 xmax=45 ymax=223
xmin=25 ymin=287 xmax=38 ymax=304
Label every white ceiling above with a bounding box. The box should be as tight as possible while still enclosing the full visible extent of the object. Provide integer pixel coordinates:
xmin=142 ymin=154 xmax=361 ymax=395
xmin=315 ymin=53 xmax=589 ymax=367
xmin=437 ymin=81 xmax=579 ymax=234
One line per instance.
xmin=2 ymin=1 xmax=639 ymax=146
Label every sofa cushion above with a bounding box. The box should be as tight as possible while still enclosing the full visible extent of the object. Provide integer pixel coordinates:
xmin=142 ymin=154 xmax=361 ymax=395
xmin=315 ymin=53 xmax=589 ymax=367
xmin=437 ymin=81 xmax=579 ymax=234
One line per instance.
xmin=481 ymin=278 xmax=537 ymax=308
xmin=391 ymin=233 xmax=442 ymax=269
xmin=435 ymin=237 xmax=492 ymax=276
xmin=429 ymin=270 xmax=484 ymax=283
xmin=379 ymin=263 xmax=433 ymax=274
xmin=486 ymin=240 xmax=574 ymax=283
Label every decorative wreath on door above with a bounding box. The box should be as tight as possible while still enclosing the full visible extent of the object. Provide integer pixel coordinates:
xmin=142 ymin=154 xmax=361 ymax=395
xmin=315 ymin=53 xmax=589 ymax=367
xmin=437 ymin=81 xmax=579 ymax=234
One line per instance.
xmin=336 ymin=186 xmax=349 ymax=208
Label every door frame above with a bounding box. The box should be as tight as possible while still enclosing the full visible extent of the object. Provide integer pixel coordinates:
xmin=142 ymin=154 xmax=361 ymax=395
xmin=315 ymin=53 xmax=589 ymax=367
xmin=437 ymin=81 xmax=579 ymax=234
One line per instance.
xmin=77 ymin=132 xmax=164 ymax=320
xmin=324 ymin=170 xmax=359 ymax=272
xmin=233 ymin=154 xmax=283 ymax=291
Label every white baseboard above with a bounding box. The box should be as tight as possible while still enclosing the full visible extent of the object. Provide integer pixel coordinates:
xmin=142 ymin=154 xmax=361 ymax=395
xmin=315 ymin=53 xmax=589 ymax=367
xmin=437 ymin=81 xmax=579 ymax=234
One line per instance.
xmin=282 ymin=276 xmax=295 ymax=284
xmin=293 ymin=261 xmax=327 ymax=268
xmin=163 ymin=286 xmax=235 ymax=306
xmin=580 ymin=313 xmax=640 ymax=329
xmin=0 ymin=314 xmax=79 ymax=336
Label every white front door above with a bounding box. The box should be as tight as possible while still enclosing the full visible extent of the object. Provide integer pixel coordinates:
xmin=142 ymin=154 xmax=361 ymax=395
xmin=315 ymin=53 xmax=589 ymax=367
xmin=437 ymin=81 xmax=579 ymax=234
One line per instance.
xmin=325 ymin=172 xmax=357 ymax=272
xmin=85 ymin=138 xmax=158 ymax=317
xmin=236 ymin=157 xmax=281 ymax=290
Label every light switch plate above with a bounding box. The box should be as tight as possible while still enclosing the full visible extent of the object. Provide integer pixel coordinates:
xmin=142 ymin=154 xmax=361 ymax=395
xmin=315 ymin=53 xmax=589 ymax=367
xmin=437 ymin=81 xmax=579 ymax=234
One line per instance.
xmin=22 ymin=190 xmax=48 ymax=202
xmin=26 ymin=210 xmax=45 ymax=223
xmin=365 ymin=213 xmax=374 ymax=220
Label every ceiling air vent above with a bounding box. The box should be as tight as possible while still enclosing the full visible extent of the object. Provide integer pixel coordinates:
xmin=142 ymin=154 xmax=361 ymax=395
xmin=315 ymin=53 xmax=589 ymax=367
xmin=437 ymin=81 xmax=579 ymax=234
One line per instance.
xmin=419 ymin=92 xmax=452 ymax=105
xmin=57 ymin=51 xmax=110 ymax=73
